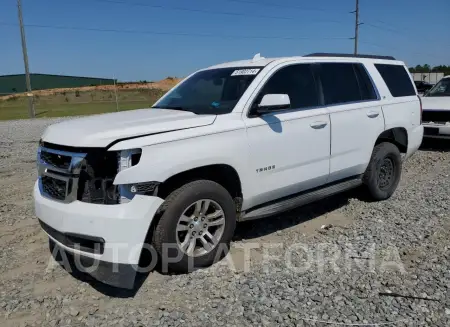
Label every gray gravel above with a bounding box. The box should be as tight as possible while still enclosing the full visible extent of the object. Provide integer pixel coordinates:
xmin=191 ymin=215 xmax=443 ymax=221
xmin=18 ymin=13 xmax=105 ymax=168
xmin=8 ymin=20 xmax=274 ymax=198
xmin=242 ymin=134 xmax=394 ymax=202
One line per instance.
xmin=0 ymin=118 xmax=449 ymax=327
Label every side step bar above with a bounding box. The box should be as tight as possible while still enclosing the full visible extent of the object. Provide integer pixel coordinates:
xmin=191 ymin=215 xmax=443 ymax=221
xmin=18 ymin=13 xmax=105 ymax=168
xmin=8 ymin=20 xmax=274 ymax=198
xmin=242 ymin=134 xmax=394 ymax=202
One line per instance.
xmin=240 ymin=177 xmax=362 ymax=221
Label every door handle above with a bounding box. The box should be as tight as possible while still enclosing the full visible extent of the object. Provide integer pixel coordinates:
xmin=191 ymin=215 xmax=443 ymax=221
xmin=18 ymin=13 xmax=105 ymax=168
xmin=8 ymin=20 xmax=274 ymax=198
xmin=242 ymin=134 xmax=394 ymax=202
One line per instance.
xmin=367 ymin=111 xmax=380 ymax=118
xmin=310 ymin=121 xmax=328 ymax=129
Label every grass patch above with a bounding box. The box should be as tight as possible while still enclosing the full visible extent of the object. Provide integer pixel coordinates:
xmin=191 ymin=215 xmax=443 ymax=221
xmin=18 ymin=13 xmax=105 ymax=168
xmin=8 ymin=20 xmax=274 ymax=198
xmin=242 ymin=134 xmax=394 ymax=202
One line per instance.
xmin=0 ymin=89 xmax=166 ymax=120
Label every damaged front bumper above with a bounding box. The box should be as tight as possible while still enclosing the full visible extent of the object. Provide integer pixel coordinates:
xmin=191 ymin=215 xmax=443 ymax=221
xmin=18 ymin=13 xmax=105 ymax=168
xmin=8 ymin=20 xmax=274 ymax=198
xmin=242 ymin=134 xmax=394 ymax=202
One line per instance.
xmin=34 ymin=181 xmax=164 ymax=289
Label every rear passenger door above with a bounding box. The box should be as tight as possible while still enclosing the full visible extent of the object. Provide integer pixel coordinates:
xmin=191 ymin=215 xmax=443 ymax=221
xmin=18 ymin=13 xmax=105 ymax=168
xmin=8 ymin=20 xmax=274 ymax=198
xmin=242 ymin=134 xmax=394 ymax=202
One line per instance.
xmin=318 ymin=62 xmax=385 ymax=182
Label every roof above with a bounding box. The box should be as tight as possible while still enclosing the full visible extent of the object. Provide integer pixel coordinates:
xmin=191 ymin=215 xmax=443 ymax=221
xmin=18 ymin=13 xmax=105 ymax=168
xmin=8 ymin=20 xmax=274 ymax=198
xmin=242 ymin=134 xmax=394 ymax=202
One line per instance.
xmin=304 ymin=53 xmax=396 ymax=60
xmin=207 ymin=53 xmax=404 ymax=70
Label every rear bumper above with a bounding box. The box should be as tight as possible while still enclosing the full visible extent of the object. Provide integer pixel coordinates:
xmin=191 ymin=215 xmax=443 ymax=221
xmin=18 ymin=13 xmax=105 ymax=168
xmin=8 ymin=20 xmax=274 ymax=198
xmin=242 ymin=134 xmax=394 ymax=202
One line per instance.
xmin=405 ymin=125 xmax=424 ymax=160
xmin=34 ymin=181 xmax=164 ymax=288
xmin=423 ymin=123 xmax=450 ymax=139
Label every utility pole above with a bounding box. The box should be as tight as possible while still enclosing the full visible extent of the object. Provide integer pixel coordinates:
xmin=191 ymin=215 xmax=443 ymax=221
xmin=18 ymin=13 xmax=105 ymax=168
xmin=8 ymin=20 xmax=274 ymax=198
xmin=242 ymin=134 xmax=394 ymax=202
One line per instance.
xmin=350 ymin=0 xmax=362 ymax=55
xmin=113 ymin=76 xmax=119 ymax=112
xmin=17 ymin=0 xmax=35 ymax=118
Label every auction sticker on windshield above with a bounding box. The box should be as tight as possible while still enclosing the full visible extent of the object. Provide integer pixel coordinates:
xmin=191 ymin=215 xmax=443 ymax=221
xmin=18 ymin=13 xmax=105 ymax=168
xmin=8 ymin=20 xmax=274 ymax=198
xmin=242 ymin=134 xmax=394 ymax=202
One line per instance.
xmin=231 ymin=69 xmax=260 ymax=76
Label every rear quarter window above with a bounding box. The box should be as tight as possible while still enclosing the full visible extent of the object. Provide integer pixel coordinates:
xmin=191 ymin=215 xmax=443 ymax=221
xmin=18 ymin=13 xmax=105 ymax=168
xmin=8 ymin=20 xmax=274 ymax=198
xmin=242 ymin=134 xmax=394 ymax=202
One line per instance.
xmin=375 ymin=64 xmax=416 ymax=97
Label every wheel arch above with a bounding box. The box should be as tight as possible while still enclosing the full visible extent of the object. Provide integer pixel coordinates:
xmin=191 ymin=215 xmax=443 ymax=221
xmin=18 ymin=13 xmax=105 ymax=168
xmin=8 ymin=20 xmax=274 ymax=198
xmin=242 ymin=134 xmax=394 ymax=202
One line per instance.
xmin=375 ymin=127 xmax=408 ymax=153
xmin=138 ymin=164 xmax=242 ymax=266
xmin=156 ymin=164 xmax=243 ymax=202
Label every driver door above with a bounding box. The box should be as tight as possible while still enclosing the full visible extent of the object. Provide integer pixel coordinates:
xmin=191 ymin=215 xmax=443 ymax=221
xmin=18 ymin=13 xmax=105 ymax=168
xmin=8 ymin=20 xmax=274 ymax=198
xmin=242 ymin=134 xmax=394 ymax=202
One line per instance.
xmin=243 ymin=63 xmax=331 ymax=209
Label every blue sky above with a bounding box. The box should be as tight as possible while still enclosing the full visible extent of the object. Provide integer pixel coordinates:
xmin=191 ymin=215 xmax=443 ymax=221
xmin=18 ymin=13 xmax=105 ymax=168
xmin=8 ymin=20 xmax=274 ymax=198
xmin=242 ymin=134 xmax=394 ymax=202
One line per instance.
xmin=1 ymin=0 xmax=449 ymax=81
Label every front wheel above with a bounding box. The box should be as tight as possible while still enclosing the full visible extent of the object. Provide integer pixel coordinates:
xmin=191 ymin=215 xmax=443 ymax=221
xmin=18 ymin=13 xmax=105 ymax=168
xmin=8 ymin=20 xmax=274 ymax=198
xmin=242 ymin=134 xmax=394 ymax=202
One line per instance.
xmin=362 ymin=142 xmax=402 ymax=201
xmin=152 ymin=180 xmax=236 ymax=272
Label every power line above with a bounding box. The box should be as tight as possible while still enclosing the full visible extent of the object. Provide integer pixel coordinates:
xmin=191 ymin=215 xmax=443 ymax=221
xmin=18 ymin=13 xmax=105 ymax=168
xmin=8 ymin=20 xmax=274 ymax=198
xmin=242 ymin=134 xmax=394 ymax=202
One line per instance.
xmin=0 ymin=21 xmax=350 ymax=41
xmin=360 ymin=41 xmax=446 ymax=61
xmin=367 ymin=19 xmax=430 ymax=33
xmin=69 ymin=0 xmax=349 ymax=25
xmin=82 ymin=0 xmax=308 ymax=21
xmin=214 ymin=0 xmax=335 ymax=13
xmin=364 ymin=22 xmax=411 ymax=36
xmin=363 ymin=22 xmax=450 ymax=48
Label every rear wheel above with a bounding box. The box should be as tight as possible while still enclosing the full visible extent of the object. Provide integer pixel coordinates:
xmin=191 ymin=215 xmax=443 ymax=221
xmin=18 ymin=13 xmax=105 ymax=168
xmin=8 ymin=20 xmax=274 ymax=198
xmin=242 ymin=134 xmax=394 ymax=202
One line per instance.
xmin=152 ymin=180 xmax=236 ymax=272
xmin=363 ymin=142 xmax=402 ymax=201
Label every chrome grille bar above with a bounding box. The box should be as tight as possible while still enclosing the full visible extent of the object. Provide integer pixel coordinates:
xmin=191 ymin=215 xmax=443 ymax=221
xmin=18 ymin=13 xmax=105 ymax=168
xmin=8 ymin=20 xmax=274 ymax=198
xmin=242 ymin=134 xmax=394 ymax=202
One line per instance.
xmin=37 ymin=146 xmax=87 ymax=203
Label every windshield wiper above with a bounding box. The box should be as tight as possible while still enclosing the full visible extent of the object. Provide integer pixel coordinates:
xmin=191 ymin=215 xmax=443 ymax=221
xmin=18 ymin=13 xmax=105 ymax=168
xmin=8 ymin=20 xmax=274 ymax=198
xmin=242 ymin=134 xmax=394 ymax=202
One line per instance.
xmin=152 ymin=106 xmax=192 ymax=112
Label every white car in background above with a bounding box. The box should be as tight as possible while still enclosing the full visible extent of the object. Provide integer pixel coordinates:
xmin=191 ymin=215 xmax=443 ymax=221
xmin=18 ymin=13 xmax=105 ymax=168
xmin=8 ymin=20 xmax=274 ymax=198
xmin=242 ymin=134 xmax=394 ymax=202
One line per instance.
xmin=421 ymin=76 xmax=450 ymax=139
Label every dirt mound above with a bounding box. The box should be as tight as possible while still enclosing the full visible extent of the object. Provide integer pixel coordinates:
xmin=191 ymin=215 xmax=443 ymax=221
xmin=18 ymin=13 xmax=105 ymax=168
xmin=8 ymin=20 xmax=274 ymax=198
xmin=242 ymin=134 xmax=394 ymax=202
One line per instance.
xmin=0 ymin=77 xmax=182 ymax=100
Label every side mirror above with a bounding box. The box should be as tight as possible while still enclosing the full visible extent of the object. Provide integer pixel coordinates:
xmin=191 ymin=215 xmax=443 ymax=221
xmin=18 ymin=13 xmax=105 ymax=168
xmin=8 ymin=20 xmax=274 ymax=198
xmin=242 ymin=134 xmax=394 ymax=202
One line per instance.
xmin=256 ymin=94 xmax=290 ymax=114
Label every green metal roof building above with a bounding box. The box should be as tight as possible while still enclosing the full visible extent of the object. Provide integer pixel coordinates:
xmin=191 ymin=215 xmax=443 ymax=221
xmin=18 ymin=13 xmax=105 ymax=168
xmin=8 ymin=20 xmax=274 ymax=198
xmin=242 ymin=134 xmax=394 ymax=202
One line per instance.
xmin=0 ymin=74 xmax=116 ymax=95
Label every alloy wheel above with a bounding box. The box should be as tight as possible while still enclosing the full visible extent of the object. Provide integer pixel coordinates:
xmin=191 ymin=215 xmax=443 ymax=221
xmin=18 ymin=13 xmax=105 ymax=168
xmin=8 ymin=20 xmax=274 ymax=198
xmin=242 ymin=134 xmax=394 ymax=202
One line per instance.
xmin=175 ymin=199 xmax=226 ymax=257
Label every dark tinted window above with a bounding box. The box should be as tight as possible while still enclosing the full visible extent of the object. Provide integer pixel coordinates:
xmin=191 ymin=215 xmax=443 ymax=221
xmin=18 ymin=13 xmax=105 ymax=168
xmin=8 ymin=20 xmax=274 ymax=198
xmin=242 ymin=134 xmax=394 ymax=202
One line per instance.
xmin=319 ymin=63 xmax=362 ymax=105
xmin=354 ymin=64 xmax=378 ymax=100
xmin=258 ymin=64 xmax=319 ymax=109
xmin=375 ymin=64 xmax=416 ymax=97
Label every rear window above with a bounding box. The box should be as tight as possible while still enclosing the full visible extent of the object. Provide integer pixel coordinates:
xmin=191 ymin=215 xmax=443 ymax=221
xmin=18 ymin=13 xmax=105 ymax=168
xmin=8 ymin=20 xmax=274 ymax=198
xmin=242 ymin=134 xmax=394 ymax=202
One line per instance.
xmin=375 ymin=64 xmax=416 ymax=97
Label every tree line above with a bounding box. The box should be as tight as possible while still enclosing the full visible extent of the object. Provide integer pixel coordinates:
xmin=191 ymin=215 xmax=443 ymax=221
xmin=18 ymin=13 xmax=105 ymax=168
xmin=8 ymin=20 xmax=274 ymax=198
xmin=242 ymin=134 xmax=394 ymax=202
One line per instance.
xmin=409 ymin=65 xmax=450 ymax=75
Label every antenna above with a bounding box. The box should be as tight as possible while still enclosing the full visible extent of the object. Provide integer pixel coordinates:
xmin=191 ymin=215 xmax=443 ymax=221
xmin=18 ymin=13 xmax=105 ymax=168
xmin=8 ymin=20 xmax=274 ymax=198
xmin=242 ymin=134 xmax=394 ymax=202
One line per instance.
xmin=252 ymin=53 xmax=265 ymax=62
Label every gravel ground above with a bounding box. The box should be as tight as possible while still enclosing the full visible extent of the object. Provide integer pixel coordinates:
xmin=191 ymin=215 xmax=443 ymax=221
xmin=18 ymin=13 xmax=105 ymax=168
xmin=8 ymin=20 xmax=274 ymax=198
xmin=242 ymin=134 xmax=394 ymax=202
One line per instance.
xmin=0 ymin=118 xmax=449 ymax=327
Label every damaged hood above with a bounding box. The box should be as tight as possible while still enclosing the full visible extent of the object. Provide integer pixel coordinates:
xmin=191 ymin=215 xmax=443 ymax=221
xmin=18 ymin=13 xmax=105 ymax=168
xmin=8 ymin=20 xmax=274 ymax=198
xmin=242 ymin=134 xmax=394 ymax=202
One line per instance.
xmin=41 ymin=108 xmax=216 ymax=147
xmin=421 ymin=96 xmax=450 ymax=111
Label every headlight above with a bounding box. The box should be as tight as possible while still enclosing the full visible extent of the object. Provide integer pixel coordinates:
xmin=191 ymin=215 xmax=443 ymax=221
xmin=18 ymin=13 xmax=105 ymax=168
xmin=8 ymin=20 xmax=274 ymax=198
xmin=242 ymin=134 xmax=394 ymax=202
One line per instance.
xmin=118 ymin=148 xmax=142 ymax=171
xmin=117 ymin=148 xmax=142 ymax=203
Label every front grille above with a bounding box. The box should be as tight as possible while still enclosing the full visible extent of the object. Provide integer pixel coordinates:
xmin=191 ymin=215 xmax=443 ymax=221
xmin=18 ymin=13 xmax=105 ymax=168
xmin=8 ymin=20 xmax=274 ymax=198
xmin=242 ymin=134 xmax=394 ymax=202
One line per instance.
xmin=41 ymin=176 xmax=67 ymax=201
xmin=37 ymin=145 xmax=86 ymax=203
xmin=37 ymin=144 xmax=121 ymax=204
xmin=422 ymin=110 xmax=450 ymax=123
xmin=40 ymin=151 xmax=71 ymax=170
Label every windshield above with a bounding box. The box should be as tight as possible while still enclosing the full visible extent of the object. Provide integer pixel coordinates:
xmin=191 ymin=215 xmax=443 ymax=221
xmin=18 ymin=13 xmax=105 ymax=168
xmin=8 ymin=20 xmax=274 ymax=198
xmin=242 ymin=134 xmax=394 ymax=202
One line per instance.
xmin=153 ymin=67 xmax=262 ymax=114
xmin=425 ymin=78 xmax=450 ymax=97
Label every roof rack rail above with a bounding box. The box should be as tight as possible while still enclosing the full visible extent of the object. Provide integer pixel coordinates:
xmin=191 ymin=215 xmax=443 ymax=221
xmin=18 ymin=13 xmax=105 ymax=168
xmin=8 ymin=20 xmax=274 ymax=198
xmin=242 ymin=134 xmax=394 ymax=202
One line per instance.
xmin=305 ymin=53 xmax=396 ymax=60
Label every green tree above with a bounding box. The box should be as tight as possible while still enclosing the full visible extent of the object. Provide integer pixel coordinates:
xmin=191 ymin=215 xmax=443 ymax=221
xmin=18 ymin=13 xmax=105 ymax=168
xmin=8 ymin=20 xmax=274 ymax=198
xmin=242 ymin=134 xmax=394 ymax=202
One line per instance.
xmin=414 ymin=65 xmax=424 ymax=73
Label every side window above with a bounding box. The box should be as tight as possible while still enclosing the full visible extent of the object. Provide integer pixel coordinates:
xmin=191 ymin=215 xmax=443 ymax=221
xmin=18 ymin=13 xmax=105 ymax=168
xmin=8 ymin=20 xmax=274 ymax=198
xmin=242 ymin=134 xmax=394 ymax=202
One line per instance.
xmin=354 ymin=64 xmax=378 ymax=100
xmin=375 ymin=64 xmax=416 ymax=97
xmin=257 ymin=64 xmax=319 ymax=110
xmin=319 ymin=63 xmax=361 ymax=105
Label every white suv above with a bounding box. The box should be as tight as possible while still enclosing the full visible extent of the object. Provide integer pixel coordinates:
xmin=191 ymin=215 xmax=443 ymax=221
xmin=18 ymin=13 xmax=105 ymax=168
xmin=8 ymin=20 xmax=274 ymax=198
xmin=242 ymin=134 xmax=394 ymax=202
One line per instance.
xmin=34 ymin=53 xmax=423 ymax=288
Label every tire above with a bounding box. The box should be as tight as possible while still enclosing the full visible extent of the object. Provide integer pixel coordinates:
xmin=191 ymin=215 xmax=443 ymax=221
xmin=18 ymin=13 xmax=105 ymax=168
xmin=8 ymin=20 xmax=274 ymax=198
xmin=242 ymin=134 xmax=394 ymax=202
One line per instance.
xmin=152 ymin=180 xmax=236 ymax=272
xmin=362 ymin=142 xmax=402 ymax=201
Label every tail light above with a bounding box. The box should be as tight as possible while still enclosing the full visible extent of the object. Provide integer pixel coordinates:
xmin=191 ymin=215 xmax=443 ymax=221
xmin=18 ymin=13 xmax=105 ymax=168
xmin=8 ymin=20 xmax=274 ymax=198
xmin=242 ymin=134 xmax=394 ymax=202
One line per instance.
xmin=418 ymin=95 xmax=423 ymax=124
